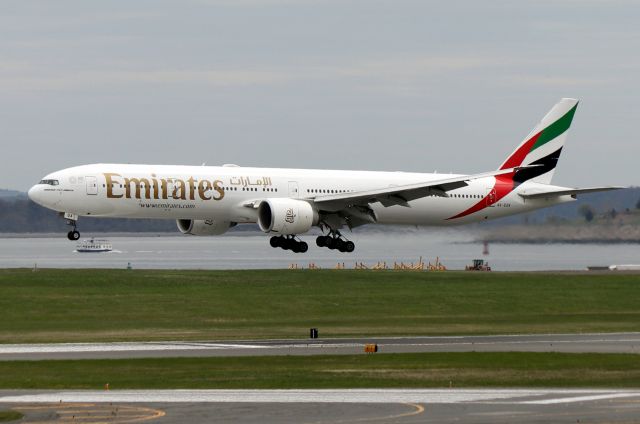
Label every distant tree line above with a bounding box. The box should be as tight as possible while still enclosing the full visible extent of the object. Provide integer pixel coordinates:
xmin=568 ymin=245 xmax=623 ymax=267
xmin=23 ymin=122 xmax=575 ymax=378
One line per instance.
xmin=0 ymin=198 xmax=176 ymax=233
xmin=487 ymin=188 xmax=640 ymax=226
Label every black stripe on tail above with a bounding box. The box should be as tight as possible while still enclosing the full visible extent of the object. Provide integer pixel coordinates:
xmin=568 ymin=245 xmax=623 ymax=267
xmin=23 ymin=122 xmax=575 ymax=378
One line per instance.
xmin=513 ymin=147 xmax=563 ymax=184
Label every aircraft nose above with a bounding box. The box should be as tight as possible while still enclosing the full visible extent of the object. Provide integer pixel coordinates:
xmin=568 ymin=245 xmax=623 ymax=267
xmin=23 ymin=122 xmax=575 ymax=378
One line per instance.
xmin=28 ymin=184 xmax=43 ymax=205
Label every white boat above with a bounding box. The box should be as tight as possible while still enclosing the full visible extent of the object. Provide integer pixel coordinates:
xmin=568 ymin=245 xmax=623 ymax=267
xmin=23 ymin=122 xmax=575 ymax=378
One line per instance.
xmin=609 ymin=264 xmax=640 ymax=271
xmin=76 ymin=238 xmax=112 ymax=253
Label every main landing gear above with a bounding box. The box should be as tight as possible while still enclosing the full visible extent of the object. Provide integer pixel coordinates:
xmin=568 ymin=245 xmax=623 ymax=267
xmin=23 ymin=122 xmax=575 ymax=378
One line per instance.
xmin=270 ymin=235 xmax=309 ymax=253
xmin=316 ymin=232 xmax=355 ymax=253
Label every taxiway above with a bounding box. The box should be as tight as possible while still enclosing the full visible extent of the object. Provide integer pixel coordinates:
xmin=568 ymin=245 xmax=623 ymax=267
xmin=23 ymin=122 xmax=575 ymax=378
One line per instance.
xmin=1 ymin=332 xmax=638 ymax=360
xmin=3 ymin=389 xmax=640 ymax=423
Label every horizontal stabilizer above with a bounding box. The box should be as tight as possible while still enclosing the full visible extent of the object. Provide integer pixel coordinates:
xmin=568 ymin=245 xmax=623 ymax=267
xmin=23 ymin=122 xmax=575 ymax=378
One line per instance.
xmin=518 ymin=186 xmax=625 ymax=199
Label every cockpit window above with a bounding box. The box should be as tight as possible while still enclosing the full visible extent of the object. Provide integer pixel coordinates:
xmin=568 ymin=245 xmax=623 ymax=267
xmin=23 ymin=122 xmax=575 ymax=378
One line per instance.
xmin=39 ymin=179 xmax=59 ymax=186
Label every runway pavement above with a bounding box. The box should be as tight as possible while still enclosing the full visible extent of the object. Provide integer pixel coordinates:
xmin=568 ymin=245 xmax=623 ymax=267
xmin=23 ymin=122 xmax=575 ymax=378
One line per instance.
xmin=1 ymin=332 xmax=639 ymax=360
xmin=2 ymin=334 xmax=640 ymax=422
xmin=3 ymin=389 xmax=640 ymax=423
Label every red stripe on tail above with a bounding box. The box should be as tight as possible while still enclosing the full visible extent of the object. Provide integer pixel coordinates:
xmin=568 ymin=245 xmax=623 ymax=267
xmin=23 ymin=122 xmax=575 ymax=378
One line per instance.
xmin=500 ymin=131 xmax=541 ymax=170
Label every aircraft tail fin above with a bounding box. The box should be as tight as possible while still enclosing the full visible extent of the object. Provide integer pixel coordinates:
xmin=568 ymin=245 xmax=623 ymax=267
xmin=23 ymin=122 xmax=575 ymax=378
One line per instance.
xmin=499 ymin=98 xmax=579 ymax=185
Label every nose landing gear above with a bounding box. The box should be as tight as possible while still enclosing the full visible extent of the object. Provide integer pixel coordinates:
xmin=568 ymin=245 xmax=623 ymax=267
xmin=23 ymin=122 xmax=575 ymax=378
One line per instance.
xmin=64 ymin=213 xmax=80 ymax=241
xmin=316 ymin=232 xmax=355 ymax=253
xmin=270 ymin=235 xmax=308 ymax=253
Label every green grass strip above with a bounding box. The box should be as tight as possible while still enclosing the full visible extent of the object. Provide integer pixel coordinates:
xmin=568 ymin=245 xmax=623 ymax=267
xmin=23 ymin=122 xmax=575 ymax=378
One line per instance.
xmin=1 ymin=269 xmax=640 ymax=342
xmin=2 ymin=352 xmax=640 ymax=389
xmin=0 ymin=411 xmax=23 ymax=423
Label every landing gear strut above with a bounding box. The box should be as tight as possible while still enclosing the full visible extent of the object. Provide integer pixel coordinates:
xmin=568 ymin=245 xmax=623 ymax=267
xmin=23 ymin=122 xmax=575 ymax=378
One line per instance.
xmin=316 ymin=231 xmax=355 ymax=253
xmin=270 ymin=235 xmax=308 ymax=253
xmin=65 ymin=215 xmax=80 ymax=241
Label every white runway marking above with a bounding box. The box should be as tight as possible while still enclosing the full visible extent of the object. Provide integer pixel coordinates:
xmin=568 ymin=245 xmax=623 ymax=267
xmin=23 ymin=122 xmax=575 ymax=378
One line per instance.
xmin=521 ymin=393 xmax=640 ymax=404
xmin=1 ymin=332 xmax=639 ymax=360
xmin=0 ymin=342 xmax=267 ymax=354
xmin=2 ymin=389 xmax=639 ymax=405
xmin=379 ymin=338 xmax=640 ymax=348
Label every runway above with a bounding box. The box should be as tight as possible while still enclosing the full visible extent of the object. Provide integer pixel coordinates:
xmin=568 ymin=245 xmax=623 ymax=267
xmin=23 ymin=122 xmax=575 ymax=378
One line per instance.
xmin=3 ymin=333 xmax=638 ymax=422
xmin=3 ymin=389 xmax=640 ymax=423
xmin=1 ymin=332 xmax=639 ymax=360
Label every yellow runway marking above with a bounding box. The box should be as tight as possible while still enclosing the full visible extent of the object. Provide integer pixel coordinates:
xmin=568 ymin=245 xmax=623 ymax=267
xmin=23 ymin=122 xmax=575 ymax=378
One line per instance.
xmin=306 ymin=402 xmax=425 ymax=423
xmin=12 ymin=402 xmax=165 ymax=423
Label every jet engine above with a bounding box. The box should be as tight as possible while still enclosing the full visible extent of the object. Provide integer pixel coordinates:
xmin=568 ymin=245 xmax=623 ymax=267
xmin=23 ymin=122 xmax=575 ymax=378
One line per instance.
xmin=176 ymin=219 xmax=234 ymax=236
xmin=258 ymin=199 xmax=318 ymax=235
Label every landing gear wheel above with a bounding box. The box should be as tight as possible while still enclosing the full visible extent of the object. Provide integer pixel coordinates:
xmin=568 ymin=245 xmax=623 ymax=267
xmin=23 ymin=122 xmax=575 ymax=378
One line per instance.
xmin=65 ymin=215 xmax=80 ymax=241
xmin=317 ymin=229 xmax=355 ymax=253
xmin=269 ymin=235 xmax=309 ymax=253
xmin=325 ymin=237 xmax=337 ymax=249
xmin=281 ymin=237 xmax=294 ymax=251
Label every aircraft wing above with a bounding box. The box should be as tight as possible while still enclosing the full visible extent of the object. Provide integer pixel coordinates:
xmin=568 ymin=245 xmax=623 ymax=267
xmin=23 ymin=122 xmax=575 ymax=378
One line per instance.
xmin=518 ymin=186 xmax=625 ymax=199
xmin=311 ymin=166 xmax=532 ymax=212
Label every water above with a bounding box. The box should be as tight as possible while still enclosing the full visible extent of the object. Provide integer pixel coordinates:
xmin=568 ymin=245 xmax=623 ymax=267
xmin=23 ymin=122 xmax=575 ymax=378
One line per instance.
xmin=0 ymin=231 xmax=638 ymax=271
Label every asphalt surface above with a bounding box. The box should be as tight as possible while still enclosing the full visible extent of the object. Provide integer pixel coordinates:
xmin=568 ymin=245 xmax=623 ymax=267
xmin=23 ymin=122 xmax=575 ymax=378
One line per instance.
xmin=3 ymin=389 xmax=640 ymax=423
xmin=3 ymin=334 xmax=640 ymax=422
xmin=1 ymin=332 xmax=639 ymax=360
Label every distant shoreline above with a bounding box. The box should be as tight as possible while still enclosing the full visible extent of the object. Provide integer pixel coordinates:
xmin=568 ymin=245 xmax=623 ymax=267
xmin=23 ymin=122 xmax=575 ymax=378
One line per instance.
xmin=472 ymin=222 xmax=640 ymax=244
xmin=469 ymin=239 xmax=640 ymax=245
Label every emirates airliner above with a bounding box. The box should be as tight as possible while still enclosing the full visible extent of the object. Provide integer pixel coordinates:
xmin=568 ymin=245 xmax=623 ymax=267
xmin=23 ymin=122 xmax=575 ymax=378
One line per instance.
xmin=28 ymin=98 xmax=620 ymax=253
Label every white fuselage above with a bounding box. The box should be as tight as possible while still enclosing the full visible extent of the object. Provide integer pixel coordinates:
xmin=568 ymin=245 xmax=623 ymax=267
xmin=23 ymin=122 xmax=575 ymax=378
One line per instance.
xmin=28 ymin=163 xmax=574 ymax=227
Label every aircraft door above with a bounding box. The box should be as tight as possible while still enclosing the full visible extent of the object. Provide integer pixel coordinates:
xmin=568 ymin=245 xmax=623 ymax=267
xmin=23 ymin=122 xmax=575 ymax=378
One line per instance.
xmin=86 ymin=176 xmax=98 ymax=195
xmin=288 ymin=181 xmax=299 ymax=199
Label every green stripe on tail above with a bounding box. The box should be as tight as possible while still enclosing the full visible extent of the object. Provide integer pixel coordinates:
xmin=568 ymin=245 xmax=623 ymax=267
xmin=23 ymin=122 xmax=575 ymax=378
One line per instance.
xmin=532 ymin=104 xmax=578 ymax=151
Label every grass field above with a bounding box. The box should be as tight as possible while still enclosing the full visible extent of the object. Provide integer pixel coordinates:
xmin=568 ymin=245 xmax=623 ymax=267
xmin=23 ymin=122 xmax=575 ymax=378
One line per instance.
xmin=0 ymin=411 xmax=23 ymax=423
xmin=1 ymin=352 xmax=639 ymax=389
xmin=0 ymin=411 xmax=24 ymax=423
xmin=0 ymin=269 xmax=639 ymax=343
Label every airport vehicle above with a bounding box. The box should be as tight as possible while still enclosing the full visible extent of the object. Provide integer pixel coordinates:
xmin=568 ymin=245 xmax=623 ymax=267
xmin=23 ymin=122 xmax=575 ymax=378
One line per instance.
xmin=28 ymin=98 xmax=621 ymax=253
xmin=466 ymin=259 xmax=491 ymax=271
xmin=75 ymin=238 xmax=113 ymax=253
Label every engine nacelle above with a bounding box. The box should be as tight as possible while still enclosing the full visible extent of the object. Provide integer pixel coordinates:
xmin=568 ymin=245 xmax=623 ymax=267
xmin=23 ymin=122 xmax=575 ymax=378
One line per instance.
xmin=258 ymin=198 xmax=317 ymax=235
xmin=176 ymin=219 xmax=234 ymax=236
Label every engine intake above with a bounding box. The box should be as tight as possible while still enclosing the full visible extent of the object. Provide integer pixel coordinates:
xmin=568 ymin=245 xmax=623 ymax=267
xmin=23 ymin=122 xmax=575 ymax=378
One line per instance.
xmin=176 ymin=219 xmax=234 ymax=236
xmin=258 ymin=199 xmax=317 ymax=235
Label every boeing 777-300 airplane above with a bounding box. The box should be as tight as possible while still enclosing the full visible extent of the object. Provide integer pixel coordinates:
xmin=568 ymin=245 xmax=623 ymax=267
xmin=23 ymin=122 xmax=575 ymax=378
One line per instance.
xmin=28 ymin=98 xmax=621 ymax=253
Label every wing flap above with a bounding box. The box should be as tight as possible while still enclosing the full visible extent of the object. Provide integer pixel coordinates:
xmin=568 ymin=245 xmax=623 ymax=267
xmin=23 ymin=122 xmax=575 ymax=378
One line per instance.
xmin=518 ymin=186 xmax=625 ymax=199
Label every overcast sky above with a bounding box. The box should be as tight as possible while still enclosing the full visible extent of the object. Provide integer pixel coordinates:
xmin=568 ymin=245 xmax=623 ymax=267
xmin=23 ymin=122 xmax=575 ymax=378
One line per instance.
xmin=1 ymin=0 xmax=638 ymax=191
